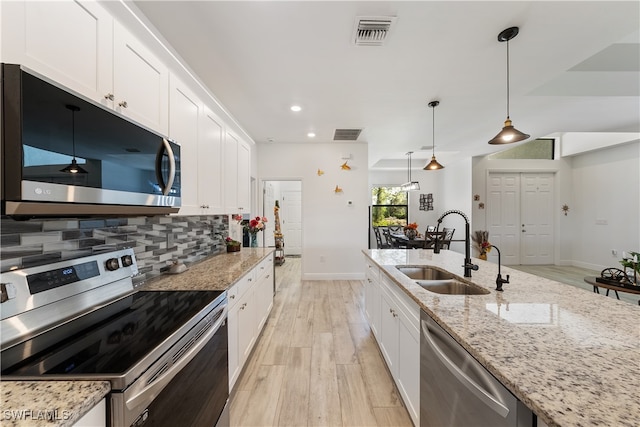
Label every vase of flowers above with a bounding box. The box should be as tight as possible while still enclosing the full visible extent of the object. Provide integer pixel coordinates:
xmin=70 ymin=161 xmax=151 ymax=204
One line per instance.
xmin=236 ymin=215 xmax=268 ymax=247
xmin=472 ymin=230 xmax=491 ymax=260
xmin=225 ymin=237 xmax=241 ymax=253
xmin=404 ymin=222 xmax=418 ymax=240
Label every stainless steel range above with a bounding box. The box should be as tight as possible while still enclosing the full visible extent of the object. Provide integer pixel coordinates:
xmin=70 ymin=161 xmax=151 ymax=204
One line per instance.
xmin=1 ymin=248 xmax=229 ymax=427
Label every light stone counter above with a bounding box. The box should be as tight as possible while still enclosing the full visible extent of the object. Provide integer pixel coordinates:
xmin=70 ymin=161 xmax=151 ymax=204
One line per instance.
xmin=0 ymin=248 xmax=273 ymax=426
xmin=0 ymin=381 xmax=109 ymax=427
xmin=364 ymin=249 xmax=640 ymax=427
xmin=140 ymin=247 xmax=274 ymax=291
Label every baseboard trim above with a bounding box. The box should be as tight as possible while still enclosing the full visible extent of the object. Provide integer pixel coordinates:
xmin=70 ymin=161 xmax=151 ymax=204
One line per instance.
xmin=302 ymin=272 xmax=366 ymax=281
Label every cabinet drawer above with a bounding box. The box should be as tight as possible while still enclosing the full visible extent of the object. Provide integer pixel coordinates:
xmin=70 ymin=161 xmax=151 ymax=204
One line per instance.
xmin=228 ymin=269 xmax=256 ymax=309
xmin=256 ymin=254 xmax=274 ymax=281
xmin=365 ymin=259 xmax=380 ymax=282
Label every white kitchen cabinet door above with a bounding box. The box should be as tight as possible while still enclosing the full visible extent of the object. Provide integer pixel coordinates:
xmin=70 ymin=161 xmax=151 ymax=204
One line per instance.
xmin=364 ymin=262 xmax=381 ymax=338
xmin=378 ymin=289 xmax=400 ymax=377
xmin=237 ymin=139 xmax=251 ymax=212
xmin=397 ymin=313 xmax=420 ymax=426
xmin=237 ymin=286 xmax=256 ymax=369
xmin=73 ymin=398 xmax=105 ymax=427
xmin=223 ymin=132 xmax=239 ymax=213
xmin=168 ymin=74 xmax=201 ymax=215
xmin=1 ymin=0 xmax=113 ymax=105
xmin=113 ymin=21 xmax=168 ymax=134
xmin=198 ymin=106 xmax=224 ymax=213
xmin=227 ymin=295 xmax=241 ymax=389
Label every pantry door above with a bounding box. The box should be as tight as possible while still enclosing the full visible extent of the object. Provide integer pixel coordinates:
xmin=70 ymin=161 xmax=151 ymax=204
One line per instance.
xmin=487 ymin=173 xmax=555 ymax=265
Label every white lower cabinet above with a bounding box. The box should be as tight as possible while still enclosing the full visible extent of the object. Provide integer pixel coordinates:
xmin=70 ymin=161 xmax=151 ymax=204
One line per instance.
xmin=73 ymin=398 xmax=105 ymax=427
xmin=364 ymin=257 xmax=420 ymax=426
xmin=227 ymin=255 xmax=274 ymax=390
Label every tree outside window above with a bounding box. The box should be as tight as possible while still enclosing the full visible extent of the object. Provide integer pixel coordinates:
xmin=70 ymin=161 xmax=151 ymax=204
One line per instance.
xmin=371 ymin=186 xmax=408 ymax=227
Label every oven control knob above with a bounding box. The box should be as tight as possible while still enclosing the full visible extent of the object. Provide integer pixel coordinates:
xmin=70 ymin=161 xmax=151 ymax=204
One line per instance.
xmin=121 ymin=255 xmax=134 ymax=267
xmin=105 ymin=258 xmax=120 ymax=271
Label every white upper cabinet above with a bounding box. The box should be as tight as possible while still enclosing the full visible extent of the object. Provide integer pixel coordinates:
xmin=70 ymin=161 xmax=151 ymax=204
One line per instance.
xmin=113 ymin=21 xmax=168 ymax=134
xmin=237 ymin=138 xmax=251 ymax=212
xmin=2 ymin=1 xmax=169 ymax=135
xmin=223 ymin=131 xmax=251 ymax=213
xmin=1 ymin=0 xmax=113 ymax=102
xmin=199 ymin=107 xmax=224 ymax=213
xmin=168 ymin=74 xmax=201 ymax=214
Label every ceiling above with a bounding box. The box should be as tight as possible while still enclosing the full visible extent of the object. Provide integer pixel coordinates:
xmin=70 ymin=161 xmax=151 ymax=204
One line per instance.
xmin=131 ymin=1 xmax=640 ymax=169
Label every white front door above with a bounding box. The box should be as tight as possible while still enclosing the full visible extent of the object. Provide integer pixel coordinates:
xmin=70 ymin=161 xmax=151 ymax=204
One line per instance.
xmin=282 ymin=189 xmax=302 ymax=255
xmin=487 ymin=172 xmax=555 ymax=265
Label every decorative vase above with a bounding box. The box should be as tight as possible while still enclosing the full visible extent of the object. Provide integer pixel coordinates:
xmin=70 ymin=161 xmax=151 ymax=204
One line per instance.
xmin=250 ymin=233 xmax=258 ymax=247
xmin=404 ymin=228 xmax=417 ymax=240
xmin=479 ymin=252 xmax=487 ymax=261
xmin=227 ymin=245 xmax=240 ymax=253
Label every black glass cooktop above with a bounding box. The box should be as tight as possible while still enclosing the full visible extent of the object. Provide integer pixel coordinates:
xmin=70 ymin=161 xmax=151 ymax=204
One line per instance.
xmin=1 ymin=290 xmax=223 ymax=378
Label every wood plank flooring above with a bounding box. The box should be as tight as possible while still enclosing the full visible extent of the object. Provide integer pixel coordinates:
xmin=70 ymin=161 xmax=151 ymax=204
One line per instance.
xmin=229 ymin=257 xmax=412 ymax=427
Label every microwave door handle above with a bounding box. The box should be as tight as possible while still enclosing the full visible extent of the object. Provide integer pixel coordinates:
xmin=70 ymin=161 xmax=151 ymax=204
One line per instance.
xmin=155 ymin=138 xmax=176 ymax=196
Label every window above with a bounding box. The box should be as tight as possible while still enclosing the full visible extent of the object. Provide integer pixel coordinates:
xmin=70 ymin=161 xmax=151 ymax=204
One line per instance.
xmin=371 ymin=186 xmax=408 ymax=227
xmin=488 ymin=138 xmax=555 ymax=160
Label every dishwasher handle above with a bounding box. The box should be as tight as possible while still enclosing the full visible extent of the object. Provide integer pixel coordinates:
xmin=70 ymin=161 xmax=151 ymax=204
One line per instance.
xmin=421 ymin=318 xmax=510 ymax=418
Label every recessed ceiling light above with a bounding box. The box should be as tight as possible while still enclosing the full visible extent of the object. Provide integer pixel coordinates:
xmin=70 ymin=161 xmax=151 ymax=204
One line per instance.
xmin=290 ymin=105 xmax=302 ymax=112
xmin=307 ymin=132 xmax=316 ymax=138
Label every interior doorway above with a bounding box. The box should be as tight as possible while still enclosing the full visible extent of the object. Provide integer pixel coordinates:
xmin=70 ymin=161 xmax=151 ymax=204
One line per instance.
xmin=487 ymin=172 xmax=555 ymax=265
xmin=262 ymin=180 xmax=302 ymax=256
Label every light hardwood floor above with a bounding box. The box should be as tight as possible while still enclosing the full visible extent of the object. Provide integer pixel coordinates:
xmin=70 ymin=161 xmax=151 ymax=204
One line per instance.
xmin=229 ymin=257 xmax=412 ymax=427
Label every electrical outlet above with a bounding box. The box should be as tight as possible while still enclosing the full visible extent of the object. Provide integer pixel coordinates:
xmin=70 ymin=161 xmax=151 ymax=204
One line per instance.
xmin=612 ymin=249 xmax=618 ymax=256
xmin=320 ymin=255 xmax=326 ymax=263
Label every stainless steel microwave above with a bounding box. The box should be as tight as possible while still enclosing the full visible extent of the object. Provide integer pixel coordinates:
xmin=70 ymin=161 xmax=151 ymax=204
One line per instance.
xmin=1 ymin=64 xmax=181 ymax=217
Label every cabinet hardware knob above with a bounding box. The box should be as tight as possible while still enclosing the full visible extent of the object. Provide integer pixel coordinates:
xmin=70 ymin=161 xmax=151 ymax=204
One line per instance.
xmin=230 ymin=294 xmax=235 ymax=299
xmin=118 ymin=101 xmax=128 ymax=108
xmin=104 ymin=93 xmax=114 ymax=101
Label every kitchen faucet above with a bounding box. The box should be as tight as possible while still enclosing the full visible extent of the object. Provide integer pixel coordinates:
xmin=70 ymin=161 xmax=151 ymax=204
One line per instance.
xmin=490 ymin=244 xmax=510 ymax=291
xmin=433 ymin=210 xmax=478 ymax=278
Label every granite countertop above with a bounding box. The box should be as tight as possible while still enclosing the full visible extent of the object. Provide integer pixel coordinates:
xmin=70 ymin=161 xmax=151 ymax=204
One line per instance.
xmin=364 ymin=249 xmax=640 ymax=427
xmin=0 ymin=381 xmax=110 ymax=427
xmin=0 ymin=248 xmax=273 ymax=426
xmin=140 ymin=247 xmax=274 ymax=291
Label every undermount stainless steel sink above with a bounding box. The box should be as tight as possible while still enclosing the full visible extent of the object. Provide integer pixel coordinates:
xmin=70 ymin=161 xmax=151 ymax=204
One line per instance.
xmin=396 ymin=266 xmax=454 ymax=281
xmin=417 ymin=280 xmax=490 ymax=295
xmin=396 ymin=266 xmax=490 ymax=295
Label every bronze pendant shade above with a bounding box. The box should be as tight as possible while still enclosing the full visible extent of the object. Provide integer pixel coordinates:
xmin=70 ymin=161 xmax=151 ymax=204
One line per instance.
xmin=424 ymin=100 xmax=444 ymax=170
xmin=489 ymin=26 xmax=529 ymax=145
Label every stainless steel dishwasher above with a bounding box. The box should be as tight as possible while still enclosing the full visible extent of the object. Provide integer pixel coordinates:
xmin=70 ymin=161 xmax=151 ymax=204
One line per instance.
xmin=420 ymin=311 xmax=533 ymax=427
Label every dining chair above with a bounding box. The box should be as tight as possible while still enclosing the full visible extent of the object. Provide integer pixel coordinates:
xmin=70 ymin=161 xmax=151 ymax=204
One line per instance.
xmin=388 ymin=225 xmax=402 ymax=233
xmin=426 ymin=225 xmax=436 ymax=232
xmin=440 ymin=228 xmax=455 ymax=249
xmin=373 ymin=227 xmax=391 ymax=249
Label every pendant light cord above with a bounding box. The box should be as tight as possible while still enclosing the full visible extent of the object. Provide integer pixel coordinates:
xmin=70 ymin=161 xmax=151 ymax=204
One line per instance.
xmin=71 ymin=109 xmax=76 ymax=159
xmin=432 ymin=106 xmax=436 ymax=157
xmin=505 ymin=39 xmax=510 ymax=119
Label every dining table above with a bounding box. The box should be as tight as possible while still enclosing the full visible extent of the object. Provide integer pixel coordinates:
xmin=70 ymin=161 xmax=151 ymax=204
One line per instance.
xmin=389 ymin=231 xmax=445 ymax=249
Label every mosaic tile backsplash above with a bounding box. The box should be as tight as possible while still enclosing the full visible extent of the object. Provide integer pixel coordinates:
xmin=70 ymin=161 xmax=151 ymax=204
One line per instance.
xmin=0 ymin=215 xmax=229 ymax=286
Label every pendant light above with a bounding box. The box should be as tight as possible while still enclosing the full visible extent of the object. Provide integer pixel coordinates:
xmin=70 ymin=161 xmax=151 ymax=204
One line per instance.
xmin=424 ymin=100 xmax=444 ymax=170
xmin=400 ymin=151 xmax=420 ymax=191
xmin=488 ymin=26 xmax=530 ymax=145
xmin=60 ymin=104 xmax=88 ymax=174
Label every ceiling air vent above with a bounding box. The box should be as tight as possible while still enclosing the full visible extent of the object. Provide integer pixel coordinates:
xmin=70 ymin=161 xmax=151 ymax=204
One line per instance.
xmin=334 ymin=129 xmax=362 ymax=141
xmin=353 ymin=16 xmax=396 ymax=46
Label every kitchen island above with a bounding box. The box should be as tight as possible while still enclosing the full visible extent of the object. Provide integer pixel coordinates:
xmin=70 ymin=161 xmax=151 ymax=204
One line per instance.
xmin=0 ymin=248 xmax=274 ymax=427
xmin=364 ymin=249 xmax=640 ymax=427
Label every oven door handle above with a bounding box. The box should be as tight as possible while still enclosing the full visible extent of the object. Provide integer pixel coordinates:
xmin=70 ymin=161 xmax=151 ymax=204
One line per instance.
xmin=124 ymin=304 xmax=227 ymax=411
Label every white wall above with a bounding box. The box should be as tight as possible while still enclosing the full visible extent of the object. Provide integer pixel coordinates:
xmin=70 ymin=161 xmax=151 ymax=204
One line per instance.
xmin=258 ymin=142 xmax=368 ymax=280
xmin=570 ymin=141 xmax=640 ymax=270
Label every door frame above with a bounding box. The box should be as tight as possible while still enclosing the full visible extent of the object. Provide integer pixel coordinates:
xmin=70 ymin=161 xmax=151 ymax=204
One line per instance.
xmin=259 ymin=178 xmax=303 ymax=256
